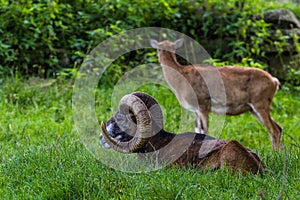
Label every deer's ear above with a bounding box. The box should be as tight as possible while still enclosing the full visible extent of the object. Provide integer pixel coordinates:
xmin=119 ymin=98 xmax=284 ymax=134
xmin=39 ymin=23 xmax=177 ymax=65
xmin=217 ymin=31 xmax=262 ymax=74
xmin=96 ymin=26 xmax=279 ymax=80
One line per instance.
xmin=174 ymin=38 xmax=184 ymax=49
xmin=150 ymin=39 xmax=159 ymax=48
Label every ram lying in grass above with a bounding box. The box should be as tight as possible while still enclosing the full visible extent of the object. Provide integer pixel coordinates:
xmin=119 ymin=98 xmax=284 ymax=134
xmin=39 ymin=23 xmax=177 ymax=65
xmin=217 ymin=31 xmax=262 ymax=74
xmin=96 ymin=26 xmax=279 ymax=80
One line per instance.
xmin=100 ymin=92 xmax=265 ymax=174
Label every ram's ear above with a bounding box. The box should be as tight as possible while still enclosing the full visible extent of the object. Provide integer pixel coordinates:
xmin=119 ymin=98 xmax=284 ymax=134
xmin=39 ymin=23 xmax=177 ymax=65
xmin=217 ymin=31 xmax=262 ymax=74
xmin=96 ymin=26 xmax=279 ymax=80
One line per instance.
xmin=150 ymin=39 xmax=159 ymax=49
xmin=174 ymin=38 xmax=184 ymax=49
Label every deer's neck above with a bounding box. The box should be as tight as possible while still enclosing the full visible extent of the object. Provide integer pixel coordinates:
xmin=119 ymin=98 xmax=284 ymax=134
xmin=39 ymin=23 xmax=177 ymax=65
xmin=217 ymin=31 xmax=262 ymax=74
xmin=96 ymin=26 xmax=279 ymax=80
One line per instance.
xmin=159 ymin=51 xmax=182 ymax=71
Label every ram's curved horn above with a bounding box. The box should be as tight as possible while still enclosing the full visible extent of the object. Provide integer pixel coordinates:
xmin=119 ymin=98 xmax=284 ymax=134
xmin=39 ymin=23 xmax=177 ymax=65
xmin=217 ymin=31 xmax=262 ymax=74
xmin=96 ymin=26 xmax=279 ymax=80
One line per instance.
xmin=101 ymin=94 xmax=152 ymax=153
xmin=132 ymin=92 xmax=163 ymax=134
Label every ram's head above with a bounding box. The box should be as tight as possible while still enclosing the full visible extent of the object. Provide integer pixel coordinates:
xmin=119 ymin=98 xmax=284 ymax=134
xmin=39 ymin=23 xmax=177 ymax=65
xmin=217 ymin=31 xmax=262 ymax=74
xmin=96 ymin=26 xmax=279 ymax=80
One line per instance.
xmin=100 ymin=92 xmax=163 ymax=153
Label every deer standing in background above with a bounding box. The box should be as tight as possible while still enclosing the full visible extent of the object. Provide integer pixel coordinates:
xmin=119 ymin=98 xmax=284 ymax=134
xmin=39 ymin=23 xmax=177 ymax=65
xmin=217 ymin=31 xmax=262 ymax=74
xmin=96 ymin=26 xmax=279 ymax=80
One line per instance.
xmin=150 ymin=39 xmax=282 ymax=150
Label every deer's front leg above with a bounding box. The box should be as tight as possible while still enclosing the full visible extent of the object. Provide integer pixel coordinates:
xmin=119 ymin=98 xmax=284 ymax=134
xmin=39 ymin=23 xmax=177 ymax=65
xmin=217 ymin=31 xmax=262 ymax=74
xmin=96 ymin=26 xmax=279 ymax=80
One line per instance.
xmin=195 ymin=111 xmax=209 ymax=134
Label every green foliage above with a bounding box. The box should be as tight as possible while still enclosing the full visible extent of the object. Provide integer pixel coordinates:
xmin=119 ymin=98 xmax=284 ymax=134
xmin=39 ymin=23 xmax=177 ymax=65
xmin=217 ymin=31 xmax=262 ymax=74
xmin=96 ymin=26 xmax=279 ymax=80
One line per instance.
xmin=200 ymin=0 xmax=273 ymax=64
xmin=284 ymin=68 xmax=300 ymax=91
xmin=0 ymin=1 xmax=72 ymax=75
xmin=0 ymin=0 xmax=197 ymax=77
xmin=0 ymin=0 xmax=299 ymax=88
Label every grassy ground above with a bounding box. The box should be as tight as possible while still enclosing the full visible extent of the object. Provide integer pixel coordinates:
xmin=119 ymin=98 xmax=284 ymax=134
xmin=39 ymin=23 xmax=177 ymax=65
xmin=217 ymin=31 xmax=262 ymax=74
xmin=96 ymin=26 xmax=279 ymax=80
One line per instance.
xmin=0 ymin=77 xmax=299 ymax=199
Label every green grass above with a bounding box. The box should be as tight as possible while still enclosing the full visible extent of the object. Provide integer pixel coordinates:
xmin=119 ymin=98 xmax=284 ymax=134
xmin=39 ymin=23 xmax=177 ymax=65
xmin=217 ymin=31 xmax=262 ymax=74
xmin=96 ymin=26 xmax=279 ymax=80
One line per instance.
xmin=0 ymin=77 xmax=299 ymax=199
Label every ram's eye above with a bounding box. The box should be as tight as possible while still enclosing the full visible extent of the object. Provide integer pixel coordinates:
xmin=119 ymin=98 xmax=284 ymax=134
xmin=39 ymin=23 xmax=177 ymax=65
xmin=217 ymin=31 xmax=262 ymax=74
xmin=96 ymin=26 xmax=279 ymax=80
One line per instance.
xmin=116 ymin=113 xmax=126 ymax=121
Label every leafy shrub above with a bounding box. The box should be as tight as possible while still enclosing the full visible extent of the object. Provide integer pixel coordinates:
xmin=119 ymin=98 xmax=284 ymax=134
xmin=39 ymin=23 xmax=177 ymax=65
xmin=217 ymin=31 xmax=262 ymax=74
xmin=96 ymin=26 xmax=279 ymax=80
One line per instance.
xmin=0 ymin=0 xmax=196 ymax=77
xmin=0 ymin=0 xmax=299 ymax=88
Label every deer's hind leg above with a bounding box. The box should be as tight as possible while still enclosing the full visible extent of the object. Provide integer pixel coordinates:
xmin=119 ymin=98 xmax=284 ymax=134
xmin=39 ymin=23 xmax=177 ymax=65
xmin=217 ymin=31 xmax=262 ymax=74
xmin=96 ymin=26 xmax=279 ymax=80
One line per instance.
xmin=249 ymin=103 xmax=282 ymax=150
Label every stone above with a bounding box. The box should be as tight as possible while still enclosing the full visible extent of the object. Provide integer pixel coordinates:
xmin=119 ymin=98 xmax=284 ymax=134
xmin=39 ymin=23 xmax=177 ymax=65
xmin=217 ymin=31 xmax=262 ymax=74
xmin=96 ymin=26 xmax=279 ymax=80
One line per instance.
xmin=261 ymin=9 xmax=300 ymax=81
xmin=263 ymin=8 xmax=300 ymax=29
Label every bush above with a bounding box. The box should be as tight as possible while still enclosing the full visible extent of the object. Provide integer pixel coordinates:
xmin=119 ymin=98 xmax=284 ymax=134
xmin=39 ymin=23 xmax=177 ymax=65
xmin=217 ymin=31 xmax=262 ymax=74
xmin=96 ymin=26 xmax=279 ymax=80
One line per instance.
xmin=0 ymin=0 xmax=299 ymax=88
xmin=0 ymin=0 xmax=191 ymax=76
xmin=0 ymin=1 xmax=71 ymax=75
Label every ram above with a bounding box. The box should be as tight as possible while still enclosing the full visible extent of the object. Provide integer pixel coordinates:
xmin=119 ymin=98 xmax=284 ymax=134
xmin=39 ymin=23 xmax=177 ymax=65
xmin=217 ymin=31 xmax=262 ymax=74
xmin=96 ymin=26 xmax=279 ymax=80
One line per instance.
xmin=100 ymin=92 xmax=264 ymax=174
xmin=150 ymin=39 xmax=282 ymax=150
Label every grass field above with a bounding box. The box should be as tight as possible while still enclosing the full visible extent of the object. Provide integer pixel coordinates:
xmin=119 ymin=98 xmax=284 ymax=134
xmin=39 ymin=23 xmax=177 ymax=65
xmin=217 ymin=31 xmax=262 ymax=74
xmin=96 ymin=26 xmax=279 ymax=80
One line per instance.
xmin=0 ymin=77 xmax=299 ymax=199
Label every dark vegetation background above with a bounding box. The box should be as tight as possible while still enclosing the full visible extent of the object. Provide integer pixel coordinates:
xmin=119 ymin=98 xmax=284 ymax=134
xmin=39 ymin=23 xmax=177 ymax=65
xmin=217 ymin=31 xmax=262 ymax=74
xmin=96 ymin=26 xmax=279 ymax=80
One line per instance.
xmin=0 ymin=0 xmax=300 ymax=90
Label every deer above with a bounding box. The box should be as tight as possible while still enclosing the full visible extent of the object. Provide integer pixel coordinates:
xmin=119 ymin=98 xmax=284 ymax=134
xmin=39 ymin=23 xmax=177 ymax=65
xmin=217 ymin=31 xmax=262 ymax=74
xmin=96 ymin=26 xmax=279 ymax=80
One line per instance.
xmin=149 ymin=38 xmax=282 ymax=150
xmin=100 ymin=92 xmax=265 ymax=174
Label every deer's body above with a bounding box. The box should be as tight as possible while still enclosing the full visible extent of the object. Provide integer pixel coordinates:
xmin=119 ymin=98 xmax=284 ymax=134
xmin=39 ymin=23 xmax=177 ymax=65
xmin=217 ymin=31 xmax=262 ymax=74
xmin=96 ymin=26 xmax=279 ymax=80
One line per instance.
xmin=150 ymin=39 xmax=282 ymax=150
